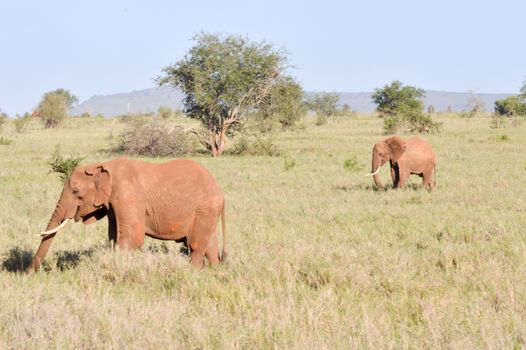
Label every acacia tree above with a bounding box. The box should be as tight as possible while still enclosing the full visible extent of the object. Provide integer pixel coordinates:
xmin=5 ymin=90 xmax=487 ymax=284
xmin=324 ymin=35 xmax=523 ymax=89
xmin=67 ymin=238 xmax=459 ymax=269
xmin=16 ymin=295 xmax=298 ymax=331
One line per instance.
xmin=494 ymin=96 xmax=526 ymax=117
xmin=50 ymin=88 xmax=78 ymax=109
xmin=157 ymin=33 xmax=294 ymax=157
xmin=372 ymin=81 xmax=440 ymax=134
xmin=306 ymin=92 xmax=340 ymax=117
xmin=37 ymin=91 xmax=68 ymax=128
xmin=372 ymin=80 xmax=424 ymax=117
xmin=257 ymin=76 xmax=305 ymax=130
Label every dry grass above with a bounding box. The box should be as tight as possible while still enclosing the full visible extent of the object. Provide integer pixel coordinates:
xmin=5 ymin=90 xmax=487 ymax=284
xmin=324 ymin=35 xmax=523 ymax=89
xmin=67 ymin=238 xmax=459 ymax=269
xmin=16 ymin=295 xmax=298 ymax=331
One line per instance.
xmin=0 ymin=115 xmax=525 ymax=349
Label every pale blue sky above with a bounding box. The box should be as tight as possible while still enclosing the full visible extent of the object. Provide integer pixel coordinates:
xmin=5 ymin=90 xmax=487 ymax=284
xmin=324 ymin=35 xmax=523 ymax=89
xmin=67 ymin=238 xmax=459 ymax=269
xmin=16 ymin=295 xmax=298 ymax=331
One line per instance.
xmin=1 ymin=0 xmax=524 ymax=115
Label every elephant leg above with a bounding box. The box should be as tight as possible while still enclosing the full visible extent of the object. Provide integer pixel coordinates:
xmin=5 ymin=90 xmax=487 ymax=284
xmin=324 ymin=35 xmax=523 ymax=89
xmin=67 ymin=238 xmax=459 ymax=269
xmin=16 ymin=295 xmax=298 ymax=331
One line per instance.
xmin=422 ymin=166 xmax=435 ymax=191
xmin=390 ymin=167 xmax=399 ymax=188
xmin=205 ymin=230 xmax=220 ymax=266
xmin=112 ymin=202 xmax=145 ymax=250
xmin=107 ymin=209 xmax=117 ymax=247
xmin=188 ymin=214 xmax=218 ymax=269
xmin=398 ymin=169 xmax=410 ymax=189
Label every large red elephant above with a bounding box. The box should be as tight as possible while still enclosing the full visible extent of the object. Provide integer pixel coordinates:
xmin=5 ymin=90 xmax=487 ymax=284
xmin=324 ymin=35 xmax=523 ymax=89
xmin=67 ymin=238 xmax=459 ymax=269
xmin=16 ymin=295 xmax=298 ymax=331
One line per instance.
xmin=366 ymin=136 xmax=436 ymax=191
xmin=26 ymin=157 xmax=226 ymax=273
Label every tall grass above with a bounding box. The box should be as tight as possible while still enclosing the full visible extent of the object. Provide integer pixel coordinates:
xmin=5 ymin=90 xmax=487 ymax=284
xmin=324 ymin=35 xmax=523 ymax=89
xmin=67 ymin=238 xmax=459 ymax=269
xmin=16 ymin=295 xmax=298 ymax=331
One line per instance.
xmin=0 ymin=115 xmax=525 ymax=348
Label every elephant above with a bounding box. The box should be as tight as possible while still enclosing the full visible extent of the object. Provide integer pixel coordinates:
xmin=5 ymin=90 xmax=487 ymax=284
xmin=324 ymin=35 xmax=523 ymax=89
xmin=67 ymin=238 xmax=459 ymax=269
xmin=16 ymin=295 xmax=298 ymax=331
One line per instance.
xmin=26 ymin=157 xmax=226 ymax=273
xmin=365 ymin=135 xmax=436 ymax=191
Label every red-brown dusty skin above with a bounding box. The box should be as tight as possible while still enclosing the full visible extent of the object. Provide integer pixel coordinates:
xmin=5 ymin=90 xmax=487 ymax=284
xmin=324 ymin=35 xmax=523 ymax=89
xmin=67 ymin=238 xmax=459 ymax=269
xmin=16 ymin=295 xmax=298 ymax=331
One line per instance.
xmin=26 ymin=157 xmax=226 ymax=273
xmin=368 ymin=135 xmax=436 ymax=191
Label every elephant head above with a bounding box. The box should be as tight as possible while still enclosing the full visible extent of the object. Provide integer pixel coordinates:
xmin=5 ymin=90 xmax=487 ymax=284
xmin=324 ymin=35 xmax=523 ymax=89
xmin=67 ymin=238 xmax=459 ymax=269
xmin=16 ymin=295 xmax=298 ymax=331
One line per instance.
xmin=366 ymin=136 xmax=407 ymax=190
xmin=25 ymin=164 xmax=111 ymax=273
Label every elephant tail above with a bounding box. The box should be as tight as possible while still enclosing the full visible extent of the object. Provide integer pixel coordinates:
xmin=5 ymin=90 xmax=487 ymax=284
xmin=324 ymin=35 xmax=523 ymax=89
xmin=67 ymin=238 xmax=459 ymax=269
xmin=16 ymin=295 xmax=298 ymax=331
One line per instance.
xmin=434 ymin=163 xmax=437 ymax=188
xmin=220 ymin=200 xmax=227 ymax=261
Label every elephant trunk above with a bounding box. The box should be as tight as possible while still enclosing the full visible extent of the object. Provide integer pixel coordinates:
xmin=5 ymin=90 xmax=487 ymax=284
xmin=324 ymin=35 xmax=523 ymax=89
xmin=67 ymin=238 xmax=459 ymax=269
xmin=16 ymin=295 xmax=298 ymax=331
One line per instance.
xmin=26 ymin=188 xmax=73 ymax=274
xmin=371 ymin=157 xmax=384 ymax=191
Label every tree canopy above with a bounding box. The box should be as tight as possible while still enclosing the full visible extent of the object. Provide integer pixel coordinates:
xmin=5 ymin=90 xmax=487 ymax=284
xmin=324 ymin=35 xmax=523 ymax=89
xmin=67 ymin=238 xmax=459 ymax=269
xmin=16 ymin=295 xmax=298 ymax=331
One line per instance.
xmin=372 ymin=80 xmax=425 ymax=117
xmin=50 ymin=88 xmax=78 ymax=109
xmin=37 ymin=91 xmax=69 ymax=128
xmin=306 ymin=92 xmax=340 ymax=117
xmin=372 ymin=81 xmax=440 ymax=134
xmin=494 ymin=96 xmax=526 ymax=117
xmin=157 ymin=33 xmax=298 ymax=156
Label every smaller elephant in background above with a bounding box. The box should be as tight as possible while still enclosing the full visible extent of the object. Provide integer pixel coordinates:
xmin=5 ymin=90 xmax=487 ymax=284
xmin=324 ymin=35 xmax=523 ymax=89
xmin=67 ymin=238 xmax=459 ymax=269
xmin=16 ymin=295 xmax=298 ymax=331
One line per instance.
xmin=365 ymin=136 xmax=436 ymax=191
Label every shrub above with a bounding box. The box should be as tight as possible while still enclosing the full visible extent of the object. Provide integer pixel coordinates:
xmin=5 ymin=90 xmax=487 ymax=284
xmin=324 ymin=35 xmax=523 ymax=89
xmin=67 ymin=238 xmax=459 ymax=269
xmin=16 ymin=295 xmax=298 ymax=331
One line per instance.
xmin=496 ymin=134 xmax=509 ymax=142
xmin=230 ymin=134 xmax=280 ymax=156
xmin=383 ymin=115 xmax=405 ymax=134
xmin=315 ymin=115 xmax=327 ymax=126
xmin=490 ymin=114 xmax=521 ymax=129
xmin=490 ymin=114 xmax=508 ymax=129
xmin=48 ymin=146 xmax=85 ymax=183
xmin=383 ymin=111 xmax=441 ymax=134
xmin=405 ymin=111 xmax=442 ymax=133
xmin=283 ymin=158 xmax=296 ymax=171
xmin=113 ymin=119 xmax=191 ymax=157
xmin=343 ymin=157 xmax=363 ymax=172
xmin=494 ymin=96 xmax=526 ymax=117
xmin=158 ymin=106 xmax=173 ymax=119
xmin=0 ymin=136 xmax=13 ymax=145
xmin=38 ymin=92 xmax=68 ymax=128
xmin=374 ymin=81 xmax=440 ymax=134
xmin=14 ymin=114 xmax=31 ymax=133
xmin=306 ymin=92 xmax=340 ymax=117
xmin=79 ymin=112 xmax=92 ymax=118
xmin=0 ymin=111 xmax=8 ymax=131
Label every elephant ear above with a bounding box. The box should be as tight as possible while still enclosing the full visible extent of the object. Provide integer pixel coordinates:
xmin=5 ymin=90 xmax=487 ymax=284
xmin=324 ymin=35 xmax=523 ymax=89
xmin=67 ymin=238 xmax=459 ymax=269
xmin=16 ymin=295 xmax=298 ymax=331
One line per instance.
xmin=385 ymin=136 xmax=407 ymax=163
xmin=84 ymin=164 xmax=112 ymax=208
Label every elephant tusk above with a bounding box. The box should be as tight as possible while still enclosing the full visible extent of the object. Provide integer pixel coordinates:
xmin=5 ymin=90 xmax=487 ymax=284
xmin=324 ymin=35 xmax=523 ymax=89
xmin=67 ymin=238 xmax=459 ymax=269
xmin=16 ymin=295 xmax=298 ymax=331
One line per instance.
xmin=365 ymin=166 xmax=381 ymax=177
xmin=39 ymin=218 xmax=71 ymax=237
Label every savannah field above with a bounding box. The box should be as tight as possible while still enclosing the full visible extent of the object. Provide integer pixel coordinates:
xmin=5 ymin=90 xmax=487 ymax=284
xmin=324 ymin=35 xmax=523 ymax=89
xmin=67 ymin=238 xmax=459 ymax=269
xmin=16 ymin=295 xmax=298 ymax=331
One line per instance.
xmin=0 ymin=114 xmax=525 ymax=349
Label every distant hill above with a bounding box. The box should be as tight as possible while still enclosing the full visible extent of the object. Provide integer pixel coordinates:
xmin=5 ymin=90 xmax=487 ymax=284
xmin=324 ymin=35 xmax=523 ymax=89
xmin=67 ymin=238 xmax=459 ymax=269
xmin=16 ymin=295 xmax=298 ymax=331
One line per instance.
xmin=71 ymin=86 xmax=185 ymax=117
xmin=71 ymin=87 xmax=513 ymax=117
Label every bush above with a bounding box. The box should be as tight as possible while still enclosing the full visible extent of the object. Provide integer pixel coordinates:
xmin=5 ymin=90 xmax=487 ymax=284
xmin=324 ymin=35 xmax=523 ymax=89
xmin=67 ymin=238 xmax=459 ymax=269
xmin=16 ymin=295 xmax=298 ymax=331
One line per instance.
xmin=230 ymin=134 xmax=280 ymax=156
xmin=283 ymin=158 xmax=296 ymax=171
xmin=405 ymin=111 xmax=442 ymax=133
xmin=0 ymin=111 xmax=8 ymax=131
xmin=383 ymin=111 xmax=441 ymax=134
xmin=343 ymin=157 xmax=363 ymax=173
xmin=494 ymin=96 xmax=526 ymax=117
xmin=113 ymin=119 xmax=191 ymax=157
xmin=315 ymin=115 xmax=327 ymax=126
xmin=158 ymin=106 xmax=173 ymax=119
xmin=48 ymin=146 xmax=85 ymax=183
xmin=0 ymin=136 xmax=13 ymax=145
xmin=383 ymin=115 xmax=405 ymax=134
xmin=373 ymin=81 xmax=440 ymax=134
xmin=79 ymin=112 xmax=92 ymax=118
xmin=14 ymin=114 xmax=31 ymax=133
xmin=490 ymin=114 xmax=508 ymax=129
xmin=38 ymin=92 xmax=68 ymax=128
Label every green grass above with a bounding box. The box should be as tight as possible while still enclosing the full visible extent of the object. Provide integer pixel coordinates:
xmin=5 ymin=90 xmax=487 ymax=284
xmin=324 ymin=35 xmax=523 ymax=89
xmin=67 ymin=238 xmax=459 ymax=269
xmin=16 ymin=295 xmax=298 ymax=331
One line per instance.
xmin=1 ymin=115 xmax=525 ymax=349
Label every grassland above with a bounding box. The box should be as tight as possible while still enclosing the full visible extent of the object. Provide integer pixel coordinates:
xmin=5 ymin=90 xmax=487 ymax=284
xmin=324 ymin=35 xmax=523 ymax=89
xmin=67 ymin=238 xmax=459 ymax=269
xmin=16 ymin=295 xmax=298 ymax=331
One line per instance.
xmin=0 ymin=114 xmax=525 ymax=349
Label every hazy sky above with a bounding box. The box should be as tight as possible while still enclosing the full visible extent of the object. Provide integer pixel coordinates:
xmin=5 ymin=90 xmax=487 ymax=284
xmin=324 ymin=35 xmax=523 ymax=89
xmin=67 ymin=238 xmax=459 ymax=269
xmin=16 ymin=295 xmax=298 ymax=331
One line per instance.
xmin=1 ymin=0 xmax=524 ymax=115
